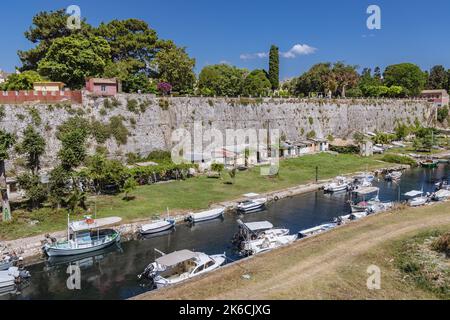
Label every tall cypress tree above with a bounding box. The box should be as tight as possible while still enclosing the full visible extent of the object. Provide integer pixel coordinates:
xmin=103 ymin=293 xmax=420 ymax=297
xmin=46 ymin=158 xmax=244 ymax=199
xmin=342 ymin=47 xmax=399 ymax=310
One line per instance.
xmin=269 ymin=45 xmax=279 ymax=91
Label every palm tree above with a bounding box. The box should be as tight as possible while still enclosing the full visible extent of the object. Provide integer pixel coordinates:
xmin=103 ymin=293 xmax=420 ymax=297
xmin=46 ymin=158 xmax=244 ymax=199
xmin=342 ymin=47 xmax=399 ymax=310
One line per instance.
xmin=0 ymin=130 xmax=15 ymax=221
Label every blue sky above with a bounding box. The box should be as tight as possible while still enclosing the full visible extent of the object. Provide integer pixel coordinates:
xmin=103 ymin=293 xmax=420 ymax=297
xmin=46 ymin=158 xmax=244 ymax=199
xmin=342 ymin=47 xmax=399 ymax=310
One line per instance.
xmin=1 ymin=0 xmax=450 ymax=79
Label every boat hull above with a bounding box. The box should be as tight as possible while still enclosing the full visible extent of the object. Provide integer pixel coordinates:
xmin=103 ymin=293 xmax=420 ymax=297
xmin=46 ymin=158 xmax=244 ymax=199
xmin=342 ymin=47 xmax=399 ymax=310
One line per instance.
xmin=140 ymin=220 xmax=175 ymax=235
xmin=44 ymin=233 xmax=121 ymax=257
xmin=237 ymin=203 xmax=265 ymax=213
xmin=0 ymin=261 xmax=13 ymax=272
xmin=188 ymin=209 xmax=224 ymax=223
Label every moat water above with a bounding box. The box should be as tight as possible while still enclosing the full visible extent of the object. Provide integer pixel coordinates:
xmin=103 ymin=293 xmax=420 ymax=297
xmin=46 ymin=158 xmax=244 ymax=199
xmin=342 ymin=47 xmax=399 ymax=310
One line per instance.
xmin=2 ymin=164 xmax=449 ymax=300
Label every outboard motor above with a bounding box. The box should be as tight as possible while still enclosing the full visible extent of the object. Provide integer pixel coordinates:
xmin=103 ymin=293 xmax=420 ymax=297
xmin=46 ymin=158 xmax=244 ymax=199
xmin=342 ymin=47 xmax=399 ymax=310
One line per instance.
xmin=138 ymin=263 xmax=156 ymax=280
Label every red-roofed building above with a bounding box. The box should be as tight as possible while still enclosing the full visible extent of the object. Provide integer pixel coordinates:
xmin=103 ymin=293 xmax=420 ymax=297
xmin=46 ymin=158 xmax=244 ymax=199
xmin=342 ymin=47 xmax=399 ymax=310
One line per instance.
xmin=85 ymin=78 xmax=120 ymax=96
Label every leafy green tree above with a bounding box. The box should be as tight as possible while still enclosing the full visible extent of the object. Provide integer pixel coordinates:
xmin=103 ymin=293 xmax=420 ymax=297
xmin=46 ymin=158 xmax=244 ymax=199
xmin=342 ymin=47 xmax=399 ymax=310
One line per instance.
xmin=0 ymin=130 xmax=15 ymax=221
xmin=85 ymin=153 xmax=128 ymax=193
xmin=95 ymin=19 xmax=159 ymax=75
xmin=268 ymin=45 xmax=279 ymax=90
xmin=294 ymin=63 xmax=334 ymax=96
xmin=198 ymin=64 xmax=247 ymax=96
xmin=17 ymin=173 xmax=47 ymax=210
xmin=427 ymin=65 xmax=448 ymax=90
xmin=16 ymin=126 xmax=46 ymax=175
xmin=48 ymin=165 xmax=71 ymax=209
xmin=58 ymin=128 xmax=89 ymax=170
xmin=64 ymin=186 xmax=87 ymax=215
xmin=122 ymin=73 xmax=156 ymax=94
xmin=152 ymin=45 xmax=196 ymax=93
xmin=353 ymin=132 xmax=366 ymax=145
xmin=383 ymin=63 xmax=427 ymax=96
xmin=122 ymin=177 xmax=138 ymax=200
xmin=242 ymin=69 xmax=271 ymax=97
xmin=395 ymin=123 xmax=410 ymax=140
xmin=373 ymin=67 xmax=382 ymax=84
xmin=437 ymin=106 xmax=449 ymax=123
xmin=18 ymin=9 xmax=94 ymax=71
xmin=38 ymin=35 xmax=111 ymax=89
xmin=1 ymin=71 xmax=43 ymax=91
xmin=332 ymin=62 xmax=359 ymax=97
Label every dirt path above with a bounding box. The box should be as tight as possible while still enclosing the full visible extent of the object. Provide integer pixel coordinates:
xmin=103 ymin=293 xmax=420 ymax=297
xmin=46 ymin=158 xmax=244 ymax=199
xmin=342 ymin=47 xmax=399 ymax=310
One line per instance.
xmin=134 ymin=202 xmax=450 ymax=300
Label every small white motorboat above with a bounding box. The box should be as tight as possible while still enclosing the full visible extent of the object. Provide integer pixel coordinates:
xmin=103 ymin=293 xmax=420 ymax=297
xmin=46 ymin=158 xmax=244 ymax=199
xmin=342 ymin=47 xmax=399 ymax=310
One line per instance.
xmin=324 ymin=176 xmax=351 ymax=193
xmin=241 ymin=233 xmax=297 ymax=255
xmin=43 ymin=216 xmax=122 ymax=257
xmin=187 ymin=207 xmax=225 ymax=223
xmin=140 ymin=219 xmax=176 ymax=235
xmin=405 ymin=190 xmax=429 ymax=207
xmin=139 ymin=249 xmax=226 ymax=288
xmin=0 ymin=255 xmax=20 ymax=271
xmin=432 ymin=189 xmax=450 ymax=201
xmin=0 ymin=267 xmax=31 ymax=290
xmin=385 ymin=171 xmax=402 ymax=181
xmin=233 ymin=220 xmax=288 ymax=246
xmin=237 ymin=194 xmax=267 ymax=213
xmin=298 ymin=223 xmax=338 ymax=239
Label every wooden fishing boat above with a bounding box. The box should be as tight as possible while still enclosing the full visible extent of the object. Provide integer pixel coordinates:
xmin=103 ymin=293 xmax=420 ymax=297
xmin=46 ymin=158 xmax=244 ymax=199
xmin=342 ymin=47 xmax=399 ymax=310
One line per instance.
xmin=43 ymin=216 xmax=122 ymax=257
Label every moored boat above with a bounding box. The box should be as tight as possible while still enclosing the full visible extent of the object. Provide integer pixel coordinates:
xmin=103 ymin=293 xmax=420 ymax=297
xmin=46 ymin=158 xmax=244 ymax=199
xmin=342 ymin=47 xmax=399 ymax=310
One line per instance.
xmin=432 ymin=189 xmax=450 ymax=201
xmin=187 ymin=207 xmax=225 ymax=223
xmin=237 ymin=194 xmax=267 ymax=213
xmin=324 ymin=176 xmax=351 ymax=193
xmin=298 ymin=223 xmax=338 ymax=239
xmin=140 ymin=219 xmax=176 ymax=235
xmin=0 ymin=255 xmax=21 ymax=271
xmin=43 ymin=216 xmax=122 ymax=257
xmin=405 ymin=190 xmax=429 ymax=207
xmin=139 ymin=249 xmax=226 ymax=288
xmin=385 ymin=171 xmax=402 ymax=181
xmin=241 ymin=233 xmax=297 ymax=255
xmin=0 ymin=267 xmax=31 ymax=290
xmin=421 ymin=159 xmax=438 ymax=168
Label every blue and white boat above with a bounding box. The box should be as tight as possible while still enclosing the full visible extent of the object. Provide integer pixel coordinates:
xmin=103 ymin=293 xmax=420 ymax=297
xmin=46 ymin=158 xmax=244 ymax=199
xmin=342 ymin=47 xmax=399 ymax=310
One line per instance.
xmin=43 ymin=216 xmax=122 ymax=257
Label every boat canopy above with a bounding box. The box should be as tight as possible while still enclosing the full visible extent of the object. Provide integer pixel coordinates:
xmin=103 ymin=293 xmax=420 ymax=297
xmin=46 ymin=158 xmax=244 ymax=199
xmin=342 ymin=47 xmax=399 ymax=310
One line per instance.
xmin=238 ymin=220 xmax=273 ymax=232
xmin=404 ymin=190 xmax=423 ymax=197
xmin=353 ymin=187 xmax=379 ymax=195
xmin=70 ymin=217 xmax=122 ymax=233
xmin=155 ymin=250 xmax=197 ymax=267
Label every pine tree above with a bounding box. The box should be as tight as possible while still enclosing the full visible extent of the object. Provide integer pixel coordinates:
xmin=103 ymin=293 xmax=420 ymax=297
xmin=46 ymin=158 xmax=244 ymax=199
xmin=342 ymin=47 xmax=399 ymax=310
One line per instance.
xmin=269 ymin=45 xmax=280 ymax=91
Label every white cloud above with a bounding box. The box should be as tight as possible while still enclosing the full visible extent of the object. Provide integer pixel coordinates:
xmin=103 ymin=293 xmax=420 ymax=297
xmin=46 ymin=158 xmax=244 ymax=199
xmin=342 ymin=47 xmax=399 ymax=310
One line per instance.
xmin=240 ymin=43 xmax=317 ymax=60
xmin=239 ymin=52 xmax=269 ymax=60
xmin=280 ymin=44 xmax=317 ymax=58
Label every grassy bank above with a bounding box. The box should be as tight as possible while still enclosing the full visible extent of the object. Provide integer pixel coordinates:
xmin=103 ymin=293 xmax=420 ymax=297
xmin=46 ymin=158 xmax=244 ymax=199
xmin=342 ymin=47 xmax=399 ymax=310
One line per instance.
xmin=1 ymin=153 xmax=392 ymax=241
xmin=136 ymin=202 xmax=450 ymax=300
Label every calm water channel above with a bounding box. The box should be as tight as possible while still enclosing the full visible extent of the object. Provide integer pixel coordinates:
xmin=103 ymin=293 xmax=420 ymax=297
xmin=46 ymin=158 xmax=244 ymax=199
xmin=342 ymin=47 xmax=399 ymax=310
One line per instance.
xmin=2 ymin=164 xmax=449 ymax=300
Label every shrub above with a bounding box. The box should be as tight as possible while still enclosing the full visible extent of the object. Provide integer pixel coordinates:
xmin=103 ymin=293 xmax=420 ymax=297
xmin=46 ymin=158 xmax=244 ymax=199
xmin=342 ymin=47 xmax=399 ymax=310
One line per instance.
xmin=91 ymin=120 xmax=111 ymax=144
xmin=109 ymin=116 xmax=128 ymax=145
xmin=159 ymin=98 xmax=170 ymax=110
xmin=329 ymin=144 xmax=360 ymax=154
xmin=437 ymin=106 xmax=449 ymax=123
xmin=0 ymin=106 xmax=5 ymax=120
xmin=381 ymin=154 xmax=417 ymax=167
xmin=306 ymin=130 xmax=316 ymax=139
xmin=431 ymin=232 xmax=450 ymax=257
xmin=127 ymin=99 xmax=139 ymax=113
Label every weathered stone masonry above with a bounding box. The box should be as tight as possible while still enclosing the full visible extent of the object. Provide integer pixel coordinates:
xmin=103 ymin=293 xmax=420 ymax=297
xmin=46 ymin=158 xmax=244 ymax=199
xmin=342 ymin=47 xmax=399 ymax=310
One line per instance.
xmin=0 ymin=94 xmax=435 ymax=170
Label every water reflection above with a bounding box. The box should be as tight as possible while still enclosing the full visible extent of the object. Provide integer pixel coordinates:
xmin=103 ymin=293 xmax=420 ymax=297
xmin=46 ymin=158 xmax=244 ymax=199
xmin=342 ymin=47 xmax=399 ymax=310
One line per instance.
xmin=2 ymin=164 xmax=448 ymax=300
